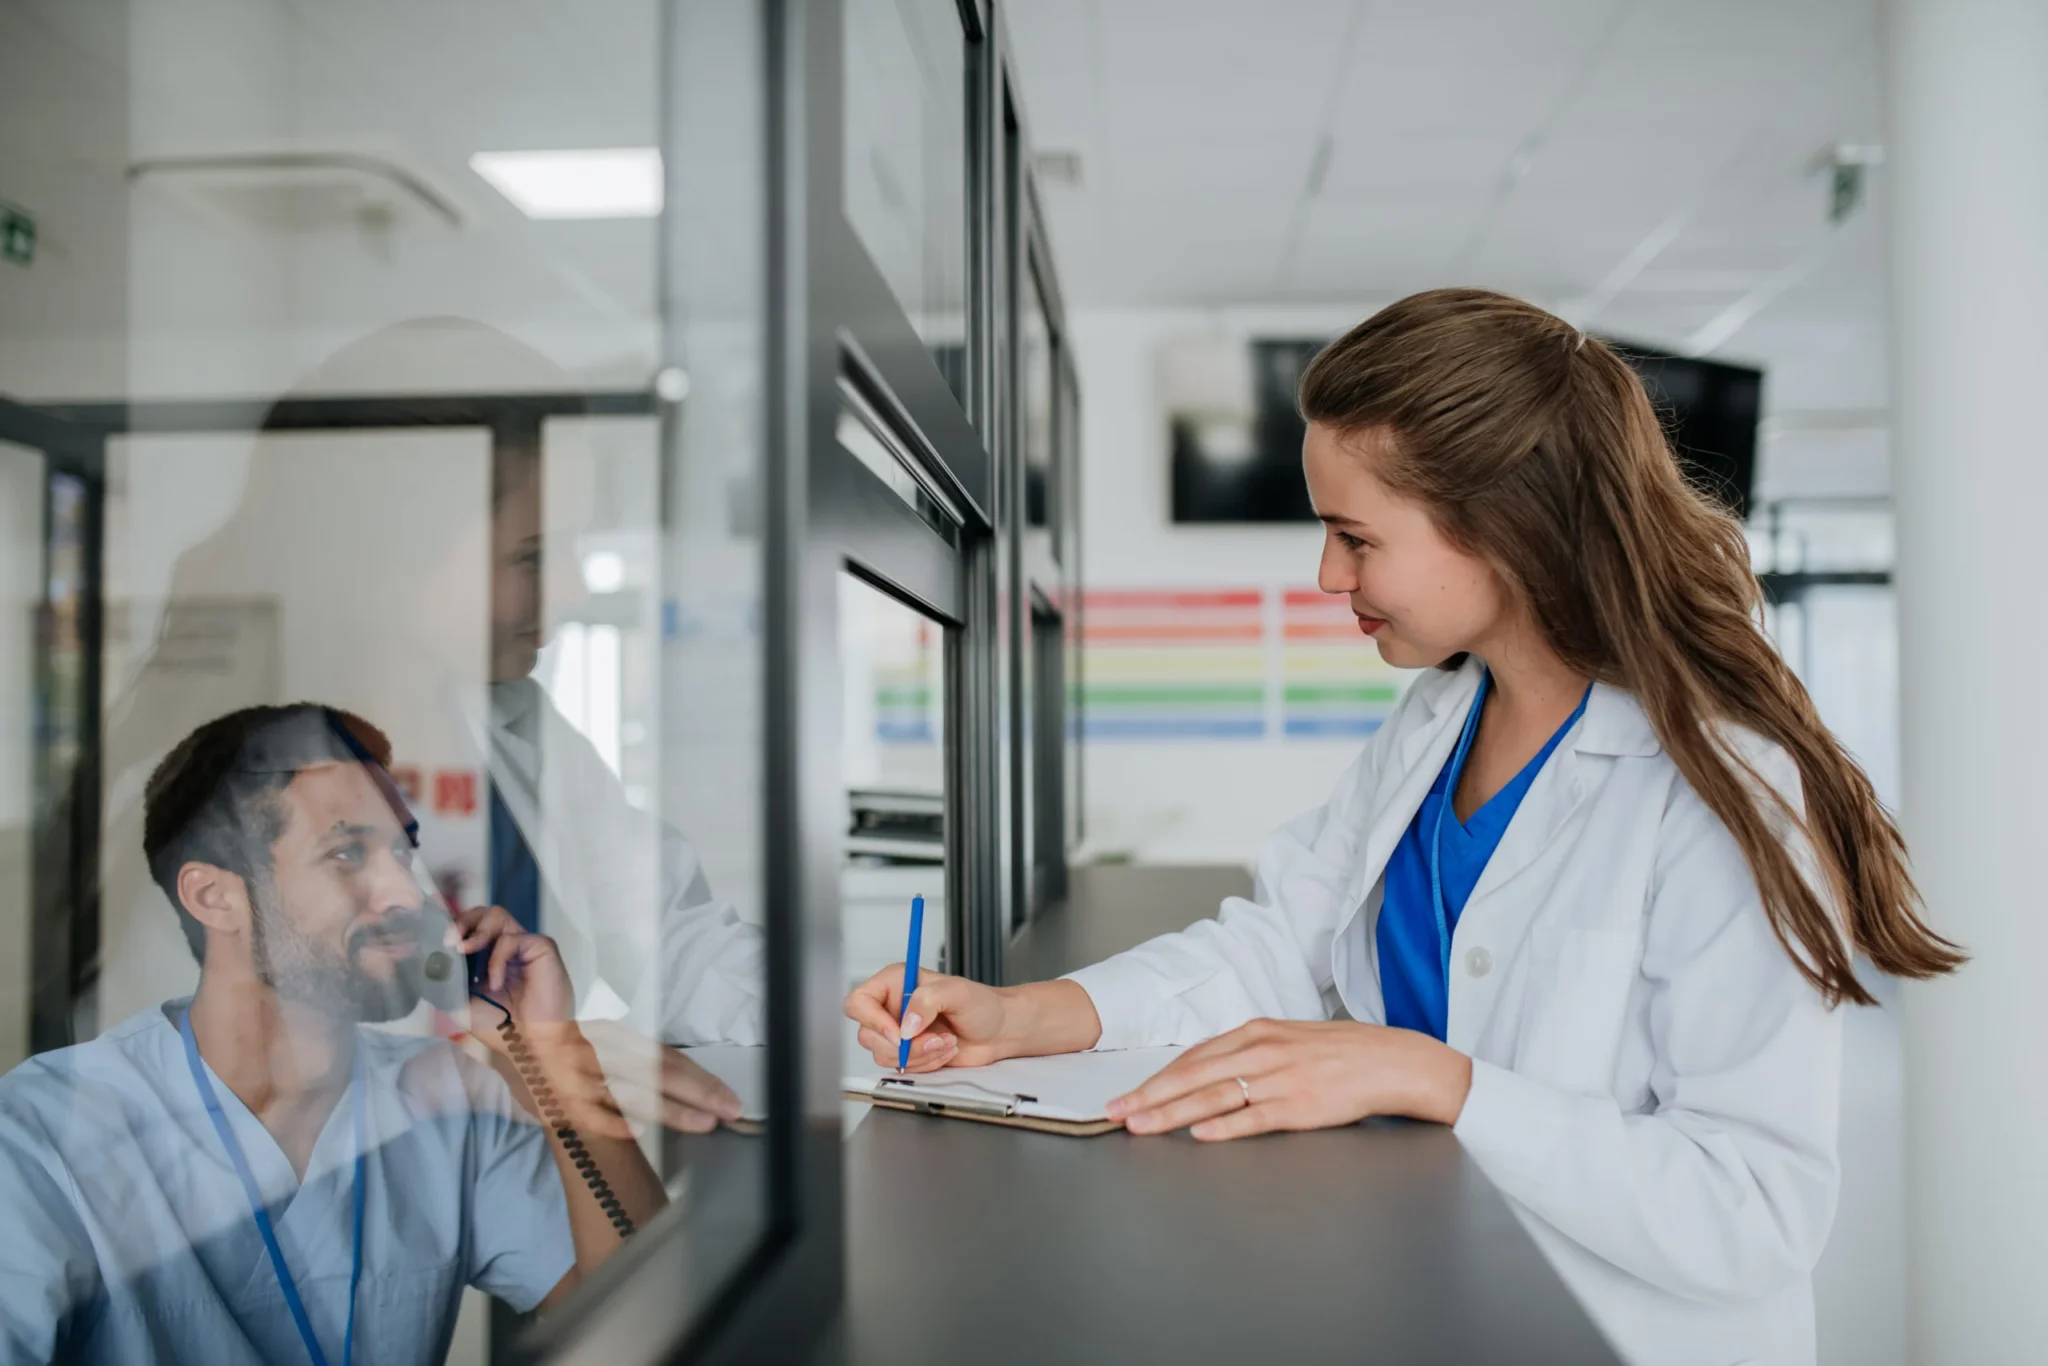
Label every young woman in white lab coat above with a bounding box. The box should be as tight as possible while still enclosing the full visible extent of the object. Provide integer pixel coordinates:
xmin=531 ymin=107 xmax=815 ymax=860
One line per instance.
xmin=844 ymin=288 xmax=1963 ymax=1366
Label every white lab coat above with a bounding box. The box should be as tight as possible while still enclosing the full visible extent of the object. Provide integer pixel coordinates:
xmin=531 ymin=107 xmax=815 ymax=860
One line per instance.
xmin=1065 ymin=658 xmax=1842 ymax=1366
xmin=418 ymin=680 xmax=766 ymax=1047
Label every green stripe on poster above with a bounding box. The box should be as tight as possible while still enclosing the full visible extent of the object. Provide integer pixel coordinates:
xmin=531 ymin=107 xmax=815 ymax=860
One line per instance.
xmin=1084 ymin=684 xmax=1266 ymax=706
xmin=1283 ymin=683 xmax=1401 ymax=704
xmin=875 ymin=687 xmax=932 ymax=706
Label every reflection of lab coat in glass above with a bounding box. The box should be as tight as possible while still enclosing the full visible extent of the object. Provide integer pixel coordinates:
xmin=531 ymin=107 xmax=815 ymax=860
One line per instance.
xmin=419 ymin=680 xmax=764 ymax=1047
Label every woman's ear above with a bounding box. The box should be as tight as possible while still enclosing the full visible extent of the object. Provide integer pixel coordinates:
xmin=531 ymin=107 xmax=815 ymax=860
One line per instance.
xmin=175 ymin=862 xmax=252 ymax=943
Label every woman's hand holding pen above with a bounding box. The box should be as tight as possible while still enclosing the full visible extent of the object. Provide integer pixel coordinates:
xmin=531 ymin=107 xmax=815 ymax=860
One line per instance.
xmin=843 ymin=969 xmax=1103 ymax=1072
xmin=1104 ymin=1018 xmax=1474 ymax=1140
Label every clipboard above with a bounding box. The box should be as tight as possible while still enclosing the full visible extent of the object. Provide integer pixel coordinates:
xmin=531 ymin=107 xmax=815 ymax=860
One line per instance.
xmin=841 ymin=1047 xmax=1188 ymax=1138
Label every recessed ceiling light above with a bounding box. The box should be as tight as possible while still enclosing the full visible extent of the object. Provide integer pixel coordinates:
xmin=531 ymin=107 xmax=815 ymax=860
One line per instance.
xmin=582 ymin=550 xmax=626 ymax=593
xmin=469 ymin=148 xmax=663 ymax=219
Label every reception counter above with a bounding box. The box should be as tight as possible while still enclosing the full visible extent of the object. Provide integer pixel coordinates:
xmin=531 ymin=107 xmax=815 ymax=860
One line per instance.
xmin=826 ymin=864 xmax=1620 ymax=1365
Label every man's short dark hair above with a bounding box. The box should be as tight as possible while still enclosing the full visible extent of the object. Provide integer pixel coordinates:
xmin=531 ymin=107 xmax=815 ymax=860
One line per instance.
xmin=142 ymin=704 xmax=393 ymax=962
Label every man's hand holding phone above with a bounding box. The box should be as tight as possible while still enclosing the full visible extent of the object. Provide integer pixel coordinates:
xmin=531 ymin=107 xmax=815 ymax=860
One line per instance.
xmin=452 ymin=905 xmax=742 ymax=1135
xmin=450 ymin=904 xmax=574 ymax=1024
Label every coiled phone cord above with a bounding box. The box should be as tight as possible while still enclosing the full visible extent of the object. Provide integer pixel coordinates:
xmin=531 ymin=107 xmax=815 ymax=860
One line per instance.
xmin=427 ymin=941 xmax=639 ymax=1242
xmin=495 ymin=1015 xmax=630 ymax=1236
xmin=494 ymin=1011 xmax=638 ymax=1239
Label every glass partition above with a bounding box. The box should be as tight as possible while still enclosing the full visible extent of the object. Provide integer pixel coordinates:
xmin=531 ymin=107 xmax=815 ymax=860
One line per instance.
xmin=1 ymin=0 xmax=1080 ymax=1356
xmin=844 ymin=0 xmax=970 ymax=405
xmin=0 ymin=2 xmax=773 ymax=1361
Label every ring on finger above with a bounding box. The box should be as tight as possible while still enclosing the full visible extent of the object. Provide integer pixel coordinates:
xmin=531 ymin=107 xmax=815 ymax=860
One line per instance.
xmin=1234 ymin=1076 xmax=1252 ymax=1108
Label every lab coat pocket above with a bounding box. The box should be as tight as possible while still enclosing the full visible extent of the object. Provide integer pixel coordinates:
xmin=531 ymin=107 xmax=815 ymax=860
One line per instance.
xmin=1518 ymin=926 xmax=1640 ymax=1093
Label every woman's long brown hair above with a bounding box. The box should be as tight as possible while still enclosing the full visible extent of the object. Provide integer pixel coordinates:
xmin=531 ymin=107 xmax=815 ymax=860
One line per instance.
xmin=1299 ymin=288 xmax=1963 ymax=1006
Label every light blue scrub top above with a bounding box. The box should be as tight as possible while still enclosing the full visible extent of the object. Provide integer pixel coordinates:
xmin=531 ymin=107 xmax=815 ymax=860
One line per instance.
xmin=0 ymin=1000 xmax=574 ymax=1365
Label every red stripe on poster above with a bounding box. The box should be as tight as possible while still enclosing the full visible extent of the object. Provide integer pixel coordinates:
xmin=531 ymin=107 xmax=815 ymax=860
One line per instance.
xmin=1085 ymin=589 xmax=1263 ymax=610
xmin=1283 ymin=588 xmax=1351 ymax=611
xmin=1084 ymin=623 xmax=1265 ymax=642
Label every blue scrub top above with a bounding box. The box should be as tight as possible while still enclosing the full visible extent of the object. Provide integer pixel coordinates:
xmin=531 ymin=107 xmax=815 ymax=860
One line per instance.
xmin=1377 ymin=678 xmax=1589 ymax=1040
xmin=0 ymin=1001 xmax=574 ymax=1365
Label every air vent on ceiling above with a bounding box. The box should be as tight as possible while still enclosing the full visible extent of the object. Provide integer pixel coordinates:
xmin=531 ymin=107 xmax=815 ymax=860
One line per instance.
xmin=128 ymin=152 xmax=463 ymax=234
xmin=1033 ymin=150 xmax=1084 ymax=187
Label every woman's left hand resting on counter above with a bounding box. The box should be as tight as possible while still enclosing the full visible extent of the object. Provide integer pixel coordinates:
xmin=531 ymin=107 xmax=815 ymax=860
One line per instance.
xmin=1105 ymin=1018 xmax=1474 ymax=1140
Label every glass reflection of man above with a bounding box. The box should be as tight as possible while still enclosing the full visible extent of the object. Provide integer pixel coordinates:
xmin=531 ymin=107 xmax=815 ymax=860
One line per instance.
xmin=0 ymin=704 xmax=698 ymax=1364
xmin=467 ymin=436 xmax=764 ymax=1046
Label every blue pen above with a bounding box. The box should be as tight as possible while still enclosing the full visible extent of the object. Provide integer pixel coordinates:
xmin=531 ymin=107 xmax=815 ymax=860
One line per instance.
xmin=896 ymin=895 xmax=926 ymax=1072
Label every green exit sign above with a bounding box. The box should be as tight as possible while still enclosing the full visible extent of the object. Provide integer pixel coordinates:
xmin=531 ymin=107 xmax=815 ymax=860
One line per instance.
xmin=1 ymin=204 xmax=33 ymax=266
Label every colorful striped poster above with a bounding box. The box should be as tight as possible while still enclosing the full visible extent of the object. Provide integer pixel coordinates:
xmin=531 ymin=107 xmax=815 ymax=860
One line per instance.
xmin=1080 ymin=588 xmax=1266 ymax=739
xmin=874 ymin=614 xmax=942 ymax=744
xmin=1280 ymin=587 xmax=1408 ymax=737
xmin=863 ymin=584 xmax=1415 ymax=747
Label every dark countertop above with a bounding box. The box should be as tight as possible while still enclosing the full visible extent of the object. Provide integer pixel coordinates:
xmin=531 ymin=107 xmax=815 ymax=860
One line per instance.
xmin=1001 ymin=862 xmax=1257 ymax=985
xmin=825 ymin=864 xmax=1620 ymax=1365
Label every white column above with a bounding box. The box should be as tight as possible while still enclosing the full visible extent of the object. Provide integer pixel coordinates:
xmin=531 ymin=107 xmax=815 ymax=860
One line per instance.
xmin=1885 ymin=2 xmax=2048 ymax=1361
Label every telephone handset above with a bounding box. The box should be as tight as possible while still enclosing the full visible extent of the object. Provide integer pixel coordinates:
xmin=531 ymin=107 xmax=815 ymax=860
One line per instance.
xmin=313 ymin=716 xmax=638 ymax=1236
xmin=420 ymin=945 xmax=638 ymax=1240
xmin=416 ymin=943 xmax=496 ymax=1008
xmin=318 ymin=708 xmax=639 ymax=1241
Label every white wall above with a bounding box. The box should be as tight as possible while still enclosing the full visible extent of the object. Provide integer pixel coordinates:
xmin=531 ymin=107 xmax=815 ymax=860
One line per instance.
xmin=1886 ymin=1 xmax=2048 ymax=1358
xmin=1074 ymin=305 xmax=1394 ymax=867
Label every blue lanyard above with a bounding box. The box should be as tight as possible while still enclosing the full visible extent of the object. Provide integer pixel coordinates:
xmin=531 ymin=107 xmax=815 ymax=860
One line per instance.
xmin=1427 ymin=671 xmax=1493 ymax=981
xmin=180 ymin=1008 xmax=365 ymax=1366
xmin=1426 ymin=674 xmax=1593 ymax=979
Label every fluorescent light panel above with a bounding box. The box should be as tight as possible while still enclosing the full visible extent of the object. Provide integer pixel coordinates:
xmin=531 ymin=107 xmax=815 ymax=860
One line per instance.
xmin=470 ymin=147 xmax=662 ymax=219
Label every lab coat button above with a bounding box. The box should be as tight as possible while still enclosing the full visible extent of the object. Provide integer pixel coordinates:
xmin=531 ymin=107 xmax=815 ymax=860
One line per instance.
xmin=1464 ymin=946 xmax=1492 ymax=979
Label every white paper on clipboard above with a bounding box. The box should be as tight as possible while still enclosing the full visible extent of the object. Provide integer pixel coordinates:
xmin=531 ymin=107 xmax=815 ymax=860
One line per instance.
xmin=842 ymin=1047 xmax=1189 ymax=1123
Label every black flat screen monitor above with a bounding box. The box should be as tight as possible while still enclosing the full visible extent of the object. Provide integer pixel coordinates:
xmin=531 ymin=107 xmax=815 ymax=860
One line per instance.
xmin=1606 ymin=343 xmax=1763 ymax=520
xmin=1170 ymin=339 xmax=1322 ymax=523
xmin=1169 ymin=337 xmax=1762 ymax=523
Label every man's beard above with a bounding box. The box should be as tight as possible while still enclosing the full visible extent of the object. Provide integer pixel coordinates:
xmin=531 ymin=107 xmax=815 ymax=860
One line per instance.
xmin=248 ymin=883 xmax=423 ymax=1023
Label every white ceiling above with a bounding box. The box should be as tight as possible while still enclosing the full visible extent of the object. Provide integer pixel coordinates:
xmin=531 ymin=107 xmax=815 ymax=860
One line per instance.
xmin=1 ymin=0 xmax=1891 ymax=426
xmin=1004 ymin=0 xmax=1892 ymax=415
xmin=0 ymin=0 xmax=666 ymax=400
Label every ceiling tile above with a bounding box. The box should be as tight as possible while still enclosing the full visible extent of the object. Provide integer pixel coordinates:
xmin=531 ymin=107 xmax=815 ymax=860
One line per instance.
xmin=1094 ymin=0 xmax=1362 ymax=136
xmin=1105 ymin=130 xmax=1319 ymax=199
xmin=1001 ymin=0 xmax=1097 ymax=149
xmin=985 ymin=0 xmax=1886 ymax=405
xmin=1332 ymin=0 xmax=1617 ymax=133
xmin=1318 ymin=129 xmax=1528 ymax=200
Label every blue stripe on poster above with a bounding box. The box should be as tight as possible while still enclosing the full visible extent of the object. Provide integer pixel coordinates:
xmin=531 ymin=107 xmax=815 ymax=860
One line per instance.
xmin=1084 ymin=717 xmax=1268 ymax=740
xmin=1281 ymin=716 xmax=1385 ymax=738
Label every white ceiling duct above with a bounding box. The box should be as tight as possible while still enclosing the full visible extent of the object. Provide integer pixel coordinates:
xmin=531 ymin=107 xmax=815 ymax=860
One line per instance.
xmin=127 ymin=152 xmax=464 ymax=235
